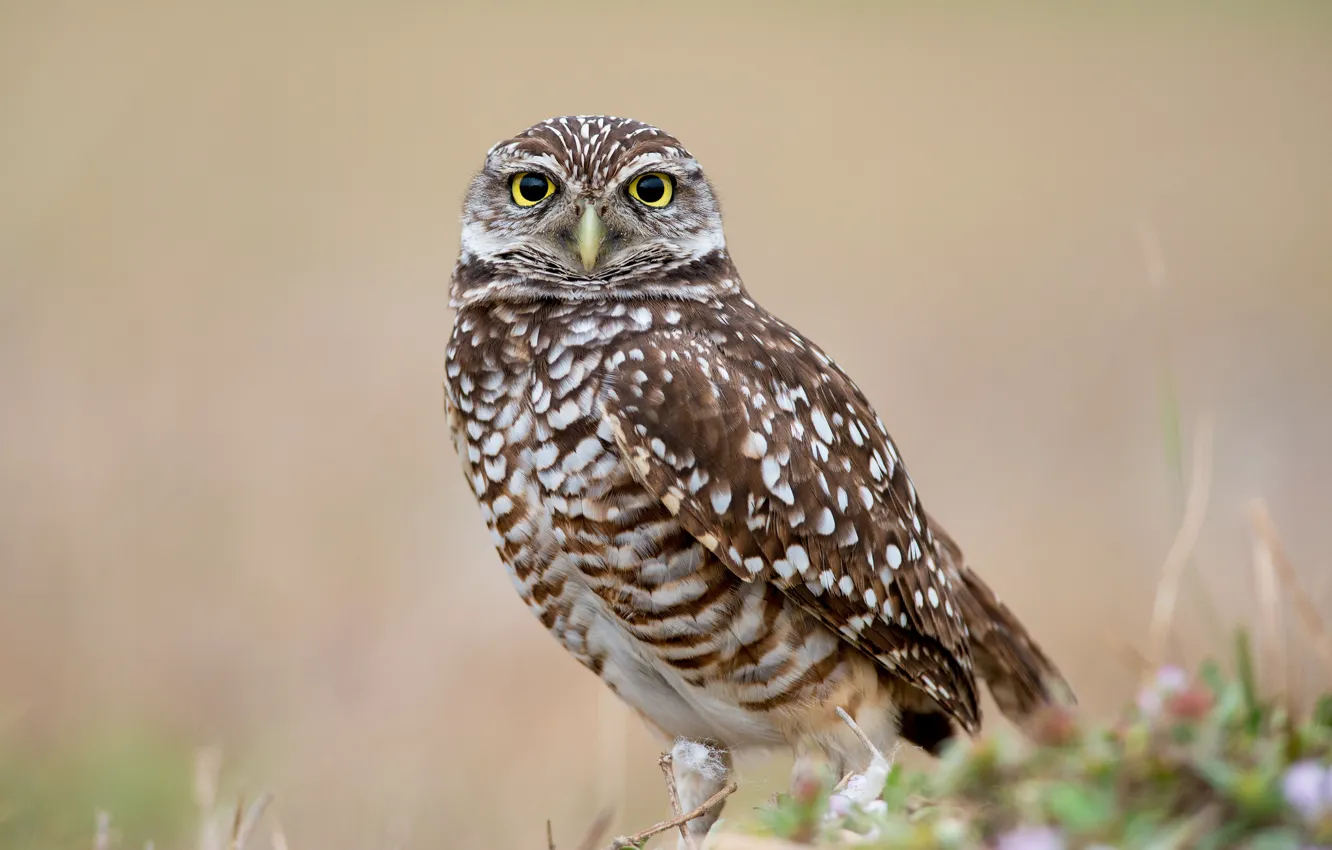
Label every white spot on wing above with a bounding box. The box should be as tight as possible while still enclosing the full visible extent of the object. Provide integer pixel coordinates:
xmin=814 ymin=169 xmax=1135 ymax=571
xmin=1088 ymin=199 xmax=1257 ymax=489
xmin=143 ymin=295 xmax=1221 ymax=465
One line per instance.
xmin=810 ymin=408 xmax=834 ymax=443
xmin=741 ymin=431 xmax=768 ymax=459
xmin=886 ymin=544 xmax=903 ymax=569
xmin=710 ymin=486 xmax=732 ymax=514
xmin=814 ymin=508 xmax=835 ymax=535
xmin=786 ymin=544 xmax=809 ymax=574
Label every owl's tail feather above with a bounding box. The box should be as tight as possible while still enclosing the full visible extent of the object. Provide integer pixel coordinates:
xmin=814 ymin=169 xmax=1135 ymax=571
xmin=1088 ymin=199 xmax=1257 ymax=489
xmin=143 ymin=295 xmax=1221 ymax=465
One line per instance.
xmin=925 ymin=514 xmax=1076 ymax=726
xmin=955 ymin=565 xmax=1076 ymax=724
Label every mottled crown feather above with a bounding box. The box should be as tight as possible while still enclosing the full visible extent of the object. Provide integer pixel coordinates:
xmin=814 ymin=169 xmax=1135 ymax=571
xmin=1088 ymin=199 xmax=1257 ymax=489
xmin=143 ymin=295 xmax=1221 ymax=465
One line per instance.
xmin=486 ymin=115 xmax=695 ymax=192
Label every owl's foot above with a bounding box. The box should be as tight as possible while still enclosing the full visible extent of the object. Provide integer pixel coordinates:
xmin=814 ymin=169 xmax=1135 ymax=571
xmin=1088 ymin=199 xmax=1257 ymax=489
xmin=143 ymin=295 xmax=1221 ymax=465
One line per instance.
xmin=605 ymin=740 xmax=736 ymax=850
xmin=823 ymin=707 xmax=897 ymax=832
xmin=668 ymin=739 xmax=733 ymax=849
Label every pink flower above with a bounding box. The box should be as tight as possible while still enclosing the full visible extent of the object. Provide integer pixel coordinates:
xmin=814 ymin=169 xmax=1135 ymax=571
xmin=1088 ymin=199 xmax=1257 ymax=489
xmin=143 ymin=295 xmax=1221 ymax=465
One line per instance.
xmin=1136 ymin=665 xmax=1188 ymax=718
xmin=1283 ymin=759 xmax=1332 ymax=822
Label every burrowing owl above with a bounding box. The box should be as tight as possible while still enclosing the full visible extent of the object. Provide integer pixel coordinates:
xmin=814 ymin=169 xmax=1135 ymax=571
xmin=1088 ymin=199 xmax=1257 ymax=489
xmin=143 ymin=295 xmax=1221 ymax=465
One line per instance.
xmin=445 ymin=115 xmax=1072 ymax=844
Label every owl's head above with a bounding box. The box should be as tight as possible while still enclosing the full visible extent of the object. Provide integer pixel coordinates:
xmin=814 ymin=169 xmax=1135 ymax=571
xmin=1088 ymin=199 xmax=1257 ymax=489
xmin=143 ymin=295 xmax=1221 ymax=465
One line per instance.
xmin=451 ymin=115 xmax=738 ymax=307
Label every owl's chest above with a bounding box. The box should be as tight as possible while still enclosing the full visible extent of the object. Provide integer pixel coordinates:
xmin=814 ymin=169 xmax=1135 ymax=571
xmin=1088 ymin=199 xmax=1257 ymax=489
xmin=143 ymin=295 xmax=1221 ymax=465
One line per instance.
xmin=444 ymin=356 xmax=615 ymax=509
xmin=444 ymin=318 xmax=643 ymax=580
xmin=443 ymin=312 xmax=819 ymax=743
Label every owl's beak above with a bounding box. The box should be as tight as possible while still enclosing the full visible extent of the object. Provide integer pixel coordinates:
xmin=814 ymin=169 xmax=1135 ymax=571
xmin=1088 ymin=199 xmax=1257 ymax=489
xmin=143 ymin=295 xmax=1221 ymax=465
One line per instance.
xmin=576 ymin=203 xmax=606 ymax=273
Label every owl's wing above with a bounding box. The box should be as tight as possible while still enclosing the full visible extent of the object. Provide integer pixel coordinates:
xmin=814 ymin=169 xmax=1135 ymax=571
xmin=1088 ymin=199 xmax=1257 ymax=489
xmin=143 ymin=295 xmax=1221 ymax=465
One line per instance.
xmin=598 ymin=321 xmax=981 ymax=731
xmin=444 ymin=385 xmax=481 ymax=495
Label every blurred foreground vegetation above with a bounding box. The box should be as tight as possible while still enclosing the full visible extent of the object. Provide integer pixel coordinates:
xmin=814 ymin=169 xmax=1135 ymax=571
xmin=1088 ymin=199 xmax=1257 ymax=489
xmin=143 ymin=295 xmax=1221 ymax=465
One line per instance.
xmin=729 ymin=633 xmax=1332 ymax=850
xmin=10 ymin=635 xmax=1325 ymax=850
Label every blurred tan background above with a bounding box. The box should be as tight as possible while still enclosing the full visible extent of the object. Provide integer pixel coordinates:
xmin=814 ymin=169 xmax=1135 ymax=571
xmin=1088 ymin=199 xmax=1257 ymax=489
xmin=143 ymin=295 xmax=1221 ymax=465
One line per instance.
xmin=2 ymin=1 xmax=1330 ymax=847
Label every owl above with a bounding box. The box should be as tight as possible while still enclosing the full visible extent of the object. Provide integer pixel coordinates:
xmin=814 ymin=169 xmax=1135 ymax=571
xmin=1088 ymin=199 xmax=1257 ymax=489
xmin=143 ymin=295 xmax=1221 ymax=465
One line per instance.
xmin=444 ymin=115 xmax=1072 ymax=846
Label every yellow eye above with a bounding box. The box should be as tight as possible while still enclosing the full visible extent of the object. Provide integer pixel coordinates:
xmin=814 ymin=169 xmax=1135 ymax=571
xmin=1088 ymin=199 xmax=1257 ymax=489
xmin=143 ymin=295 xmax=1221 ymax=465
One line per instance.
xmin=628 ymin=172 xmax=673 ymax=208
xmin=511 ymin=172 xmax=555 ymax=207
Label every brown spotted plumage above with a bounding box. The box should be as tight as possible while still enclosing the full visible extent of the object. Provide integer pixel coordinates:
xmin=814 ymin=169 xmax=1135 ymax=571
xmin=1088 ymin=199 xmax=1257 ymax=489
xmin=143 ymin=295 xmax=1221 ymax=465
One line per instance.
xmin=444 ymin=116 xmax=1073 ymax=845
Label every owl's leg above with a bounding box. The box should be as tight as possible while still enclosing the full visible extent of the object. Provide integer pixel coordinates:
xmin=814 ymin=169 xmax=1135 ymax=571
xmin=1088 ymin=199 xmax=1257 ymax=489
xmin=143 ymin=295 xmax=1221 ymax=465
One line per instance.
xmin=790 ymin=739 xmax=848 ymax=795
xmin=669 ymin=738 xmax=733 ymax=850
xmin=788 ymin=666 xmax=902 ymax=797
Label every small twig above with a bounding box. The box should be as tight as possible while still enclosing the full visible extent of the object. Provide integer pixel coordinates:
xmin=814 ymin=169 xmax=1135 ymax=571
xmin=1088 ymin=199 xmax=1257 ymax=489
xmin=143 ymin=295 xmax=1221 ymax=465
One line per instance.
xmin=658 ymin=752 xmax=689 ymax=846
xmin=1144 ymin=417 xmax=1214 ymax=686
xmin=832 ymin=770 xmax=856 ymax=793
xmin=1250 ymin=505 xmax=1286 ymax=699
xmin=831 ymin=705 xmax=897 ymax=811
xmin=1250 ymin=500 xmax=1332 ymax=684
xmin=231 ymin=796 xmax=245 ymax=846
xmin=231 ymin=792 xmax=274 ymax=850
xmin=547 ymin=819 xmax=557 ymax=850
xmin=1137 ymin=216 xmax=1226 ymax=650
xmin=833 ymin=706 xmax=884 ymax=762
xmin=606 ymin=781 xmax=738 ymax=850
